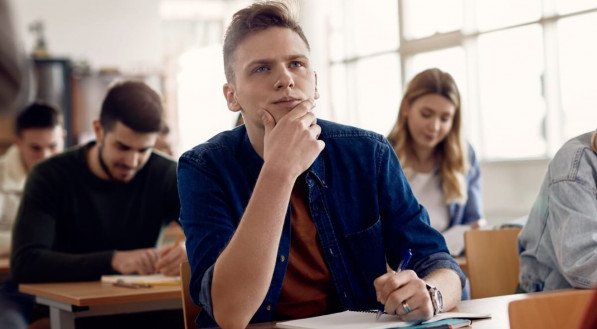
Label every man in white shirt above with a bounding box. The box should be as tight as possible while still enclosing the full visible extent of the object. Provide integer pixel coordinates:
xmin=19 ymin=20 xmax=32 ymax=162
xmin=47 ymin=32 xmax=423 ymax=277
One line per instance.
xmin=0 ymin=102 xmax=64 ymax=255
xmin=0 ymin=101 xmax=63 ymax=329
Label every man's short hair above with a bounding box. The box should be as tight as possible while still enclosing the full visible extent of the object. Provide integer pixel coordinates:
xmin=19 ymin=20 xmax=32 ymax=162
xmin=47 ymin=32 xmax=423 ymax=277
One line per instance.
xmin=100 ymin=80 xmax=163 ymax=133
xmin=223 ymin=0 xmax=309 ymax=82
xmin=15 ymin=101 xmax=62 ymax=136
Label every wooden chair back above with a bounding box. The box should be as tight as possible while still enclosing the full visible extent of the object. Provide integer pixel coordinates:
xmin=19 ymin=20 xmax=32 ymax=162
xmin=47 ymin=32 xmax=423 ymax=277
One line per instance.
xmin=579 ymin=288 xmax=597 ymax=329
xmin=180 ymin=261 xmax=202 ymax=329
xmin=508 ymin=289 xmax=595 ymax=329
xmin=464 ymin=227 xmax=522 ymax=299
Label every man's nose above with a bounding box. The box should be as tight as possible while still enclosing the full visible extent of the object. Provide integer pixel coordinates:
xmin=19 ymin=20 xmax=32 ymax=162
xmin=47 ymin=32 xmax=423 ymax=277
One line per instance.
xmin=274 ymin=68 xmax=295 ymax=90
xmin=123 ymin=151 xmax=140 ymax=167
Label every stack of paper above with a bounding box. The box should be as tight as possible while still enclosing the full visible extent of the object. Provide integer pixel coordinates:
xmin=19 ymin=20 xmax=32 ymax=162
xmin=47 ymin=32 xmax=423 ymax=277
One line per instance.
xmin=101 ymin=274 xmax=181 ymax=286
xmin=276 ymin=310 xmax=490 ymax=329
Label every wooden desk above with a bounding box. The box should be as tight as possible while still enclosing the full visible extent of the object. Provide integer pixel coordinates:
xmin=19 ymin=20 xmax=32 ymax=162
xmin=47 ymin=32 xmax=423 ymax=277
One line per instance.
xmin=19 ymin=281 xmax=182 ymax=329
xmin=454 ymin=293 xmax=529 ymax=328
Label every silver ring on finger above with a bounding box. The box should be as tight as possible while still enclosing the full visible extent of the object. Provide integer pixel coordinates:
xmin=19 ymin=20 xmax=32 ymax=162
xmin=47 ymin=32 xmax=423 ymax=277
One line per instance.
xmin=402 ymin=301 xmax=412 ymax=314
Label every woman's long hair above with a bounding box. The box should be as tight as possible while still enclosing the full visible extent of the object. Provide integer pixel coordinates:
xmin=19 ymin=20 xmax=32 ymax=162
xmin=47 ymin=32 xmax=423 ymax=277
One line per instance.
xmin=387 ymin=68 xmax=468 ymax=204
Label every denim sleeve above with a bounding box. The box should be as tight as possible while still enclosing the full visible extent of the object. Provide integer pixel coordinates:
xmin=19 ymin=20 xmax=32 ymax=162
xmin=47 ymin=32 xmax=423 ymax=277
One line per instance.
xmin=378 ymin=139 xmax=466 ymax=288
xmin=462 ymin=145 xmax=483 ymax=224
xmin=548 ymin=179 xmax=597 ymax=288
xmin=412 ymin=252 xmax=467 ymax=288
xmin=177 ymin=153 xmax=237 ymax=321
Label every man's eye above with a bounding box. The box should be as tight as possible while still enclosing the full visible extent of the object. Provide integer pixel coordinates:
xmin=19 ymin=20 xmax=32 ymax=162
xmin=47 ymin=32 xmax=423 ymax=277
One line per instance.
xmin=290 ymin=61 xmax=304 ymax=68
xmin=254 ymin=66 xmax=269 ymax=73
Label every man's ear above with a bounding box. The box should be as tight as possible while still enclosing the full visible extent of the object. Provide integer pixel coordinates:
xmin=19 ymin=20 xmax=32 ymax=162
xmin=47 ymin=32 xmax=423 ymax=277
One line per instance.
xmin=13 ymin=135 xmax=23 ymax=148
xmin=223 ymin=83 xmax=241 ymax=112
xmin=314 ymin=71 xmax=320 ymax=100
xmin=92 ymin=120 xmax=104 ymax=143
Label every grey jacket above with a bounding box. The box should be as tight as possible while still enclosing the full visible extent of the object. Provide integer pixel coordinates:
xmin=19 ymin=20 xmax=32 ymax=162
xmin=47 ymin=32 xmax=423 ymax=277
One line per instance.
xmin=519 ymin=131 xmax=597 ymax=292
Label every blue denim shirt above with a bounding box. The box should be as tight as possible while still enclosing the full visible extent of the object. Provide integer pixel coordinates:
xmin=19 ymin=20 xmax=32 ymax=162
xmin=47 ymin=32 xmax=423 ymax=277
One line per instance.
xmin=447 ymin=144 xmax=483 ymax=227
xmin=178 ymin=120 xmax=466 ymax=327
xmin=519 ymin=132 xmax=597 ymax=292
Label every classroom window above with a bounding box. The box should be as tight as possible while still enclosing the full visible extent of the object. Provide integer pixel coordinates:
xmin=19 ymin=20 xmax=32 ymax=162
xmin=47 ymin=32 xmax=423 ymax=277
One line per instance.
xmin=354 ymin=53 xmax=401 ymax=134
xmin=477 ymin=25 xmax=545 ymax=158
xmin=328 ymin=0 xmax=400 ymax=133
xmin=328 ymin=0 xmax=597 ymax=160
xmin=474 ymin=0 xmax=541 ymax=31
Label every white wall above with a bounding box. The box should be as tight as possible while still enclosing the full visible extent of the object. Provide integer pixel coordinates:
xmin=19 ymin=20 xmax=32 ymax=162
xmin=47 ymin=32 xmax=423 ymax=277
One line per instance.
xmin=480 ymin=158 xmax=548 ymax=226
xmin=9 ymin=0 xmax=162 ymax=71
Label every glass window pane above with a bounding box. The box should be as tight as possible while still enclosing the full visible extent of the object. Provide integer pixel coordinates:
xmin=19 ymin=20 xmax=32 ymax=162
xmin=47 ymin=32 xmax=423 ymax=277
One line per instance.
xmin=329 ymin=0 xmax=346 ymax=61
xmin=558 ymin=12 xmax=597 ymax=140
xmin=478 ymin=25 xmax=546 ymax=159
xmin=329 ymin=0 xmax=398 ymax=60
xmin=556 ymin=0 xmax=597 ymax=15
xmin=330 ymin=64 xmax=350 ymax=124
xmin=352 ymin=0 xmax=398 ymax=55
xmin=354 ymin=54 xmax=401 ymax=135
xmin=475 ymin=0 xmax=541 ymax=31
xmin=403 ymin=0 xmax=463 ymax=39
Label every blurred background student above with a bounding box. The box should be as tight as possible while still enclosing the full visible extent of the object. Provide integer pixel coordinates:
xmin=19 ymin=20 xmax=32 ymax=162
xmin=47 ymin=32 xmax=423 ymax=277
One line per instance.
xmin=0 ymin=101 xmax=64 ymax=256
xmin=0 ymin=101 xmax=64 ymax=329
xmin=387 ymin=68 xmax=485 ymax=257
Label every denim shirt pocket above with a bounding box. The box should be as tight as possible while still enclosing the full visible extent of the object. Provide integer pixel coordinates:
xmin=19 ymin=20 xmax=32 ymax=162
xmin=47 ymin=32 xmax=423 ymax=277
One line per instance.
xmin=344 ymin=217 xmax=387 ymax=294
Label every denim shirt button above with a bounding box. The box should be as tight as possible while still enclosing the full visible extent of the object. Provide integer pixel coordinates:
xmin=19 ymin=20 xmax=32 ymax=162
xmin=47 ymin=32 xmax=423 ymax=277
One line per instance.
xmin=266 ymin=304 xmax=272 ymax=311
xmin=279 ymin=255 xmax=286 ymax=262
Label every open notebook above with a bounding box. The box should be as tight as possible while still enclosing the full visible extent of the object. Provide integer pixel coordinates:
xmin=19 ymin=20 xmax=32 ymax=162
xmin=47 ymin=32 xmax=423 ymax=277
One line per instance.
xmin=276 ymin=310 xmax=490 ymax=329
xmin=101 ymin=274 xmax=181 ymax=286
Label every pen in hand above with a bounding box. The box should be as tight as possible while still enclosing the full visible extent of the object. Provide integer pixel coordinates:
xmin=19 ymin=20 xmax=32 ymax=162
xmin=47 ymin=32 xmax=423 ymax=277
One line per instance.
xmin=376 ymin=248 xmax=413 ymax=321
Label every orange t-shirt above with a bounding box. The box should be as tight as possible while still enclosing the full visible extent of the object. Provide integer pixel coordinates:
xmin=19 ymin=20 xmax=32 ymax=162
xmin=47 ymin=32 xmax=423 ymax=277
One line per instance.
xmin=275 ymin=183 xmax=341 ymax=319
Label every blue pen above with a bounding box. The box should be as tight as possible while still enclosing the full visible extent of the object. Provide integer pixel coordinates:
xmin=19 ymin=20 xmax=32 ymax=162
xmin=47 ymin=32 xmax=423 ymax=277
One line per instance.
xmin=376 ymin=248 xmax=413 ymax=320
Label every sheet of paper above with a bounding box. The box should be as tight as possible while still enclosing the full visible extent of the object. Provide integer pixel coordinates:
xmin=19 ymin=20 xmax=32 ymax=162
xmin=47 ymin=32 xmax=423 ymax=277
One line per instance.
xmin=101 ymin=274 xmax=180 ymax=285
xmin=276 ymin=311 xmax=415 ymax=329
xmin=276 ymin=310 xmax=491 ymax=329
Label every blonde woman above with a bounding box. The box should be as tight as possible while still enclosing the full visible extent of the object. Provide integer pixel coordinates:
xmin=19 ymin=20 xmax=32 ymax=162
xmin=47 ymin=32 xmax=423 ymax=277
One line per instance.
xmin=388 ymin=68 xmax=485 ymax=256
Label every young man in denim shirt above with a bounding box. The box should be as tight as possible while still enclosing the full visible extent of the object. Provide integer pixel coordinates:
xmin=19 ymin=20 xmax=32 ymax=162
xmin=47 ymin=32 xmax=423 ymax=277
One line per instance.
xmin=178 ymin=2 xmax=465 ymax=328
xmin=519 ymin=129 xmax=597 ymax=292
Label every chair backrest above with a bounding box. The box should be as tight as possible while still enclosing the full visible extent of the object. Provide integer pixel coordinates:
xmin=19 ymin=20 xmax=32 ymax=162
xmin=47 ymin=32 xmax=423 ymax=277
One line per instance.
xmin=464 ymin=227 xmax=522 ymax=299
xmin=579 ymin=288 xmax=597 ymax=329
xmin=508 ymin=289 xmax=595 ymax=329
xmin=180 ymin=261 xmax=202 ymax=329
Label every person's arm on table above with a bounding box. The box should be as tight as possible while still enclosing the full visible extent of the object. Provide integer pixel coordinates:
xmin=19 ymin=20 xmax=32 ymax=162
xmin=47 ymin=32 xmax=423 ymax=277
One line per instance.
xmin=211 ymin=104 xmax=323 ymax=329
xmin=374 ymin=263 xmax=461 ymax=322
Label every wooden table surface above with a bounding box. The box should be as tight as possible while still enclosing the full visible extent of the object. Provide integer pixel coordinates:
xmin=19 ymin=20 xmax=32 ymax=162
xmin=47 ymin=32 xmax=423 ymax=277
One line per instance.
xmin=20 ymin=280 xmax=183 ymax=329
xmin=19 ymin=280 xmax=181 ymax=306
